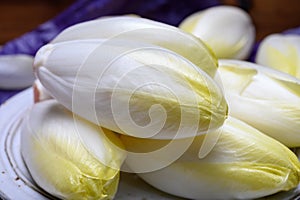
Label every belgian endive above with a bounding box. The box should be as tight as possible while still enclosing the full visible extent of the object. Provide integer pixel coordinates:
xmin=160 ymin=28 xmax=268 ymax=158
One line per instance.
xmin=120 ymin=117 xmax=300 ymax=199
xmin=255 ymin=34 xmax=300 ymax=78
xmin=218 ymin=59 xmax=300 ymax=147
xmin=51 ymin=16 xmax=218 ymax=77
xmin=179 ymin=6 xmax=255 ymax=60
xmin=34 ymin=39 xmax=227 ymax=139
xmin=0 ymin=54 xmax=35 ymax=89
xmin=21 ymin=100 xmax=126 ymax=200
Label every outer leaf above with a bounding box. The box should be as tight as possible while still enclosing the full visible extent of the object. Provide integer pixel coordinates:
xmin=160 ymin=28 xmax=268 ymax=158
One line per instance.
xmin=34 ymin=39 xmax=227 ymax=139
xmin=121 ymin=117 xmax=300 ymax=199
xmin=255 ymin=34 xmax=300 ymax=79
xmin=218 ymin=59 xmax=300 ymax=147
xmin=21 ymin=100 xmax=126 ymax=200
xmin=51 ymin=16 xmax=218 ymax=77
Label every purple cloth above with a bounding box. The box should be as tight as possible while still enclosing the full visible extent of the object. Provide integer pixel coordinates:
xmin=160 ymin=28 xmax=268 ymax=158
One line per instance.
xmin=0 ymin=89 xmax=22 ymax=105
xmin=283 ymin=26 xmax=300 ymax=35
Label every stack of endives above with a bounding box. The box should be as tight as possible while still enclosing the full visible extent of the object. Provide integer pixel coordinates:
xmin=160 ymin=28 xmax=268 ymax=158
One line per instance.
xmin=21 ymin=6 xmax=300 ymax=200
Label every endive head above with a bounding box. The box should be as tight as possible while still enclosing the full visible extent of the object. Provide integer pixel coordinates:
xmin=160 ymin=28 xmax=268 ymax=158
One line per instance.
xmin=179 ymin=6 xmax=255 ymax=60
xmin=255 ymin=34 xmax=300 ymax=78
xmin=0 ymin=54 xmax=35 ymax=89
xmin=21 ymin=100 xmax=126 ymax=199
xmin=50 ymin=16 xmax=218 ymax=77
xmin=120 ymin=117 xmax=300 ymax=199
xmin=34 ymin=39 xmax=228 ymax=140
xmin=218 ymin=59 xmax=300 ymax=147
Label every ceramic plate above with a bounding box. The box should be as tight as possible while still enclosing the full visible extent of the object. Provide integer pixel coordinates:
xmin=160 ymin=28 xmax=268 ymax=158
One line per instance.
xmin=0 ymin=88 xmax=299 ymax=200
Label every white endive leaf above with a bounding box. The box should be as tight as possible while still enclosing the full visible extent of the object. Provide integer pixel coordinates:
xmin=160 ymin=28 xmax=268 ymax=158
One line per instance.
xmin=120 ymin=117 xmax=300 ymax=200
xmin=218 ymin=59 xmax=300 ymax=147
xmin=0 ymin=54 xmax=35 ymax=89
xmin=50 ymin=16 xmax=218 ymax=77
xmin=34 ymin=39 xmax=228 ymax=139
xmin=256 ymin=34 xmax=300 ymax=78
xmin=179 ymin=6 xmax=255 ymax=60
xmin=21 ymin=100 xmax=126 ymax=200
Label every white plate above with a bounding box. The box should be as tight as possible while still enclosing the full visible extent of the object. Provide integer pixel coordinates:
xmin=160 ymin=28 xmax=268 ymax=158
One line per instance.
xmin=0 ymin=88 xmax=299 ymax=200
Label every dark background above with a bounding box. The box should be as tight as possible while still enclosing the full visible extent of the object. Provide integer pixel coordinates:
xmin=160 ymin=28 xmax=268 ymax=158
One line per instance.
xmin=0 ymin=0 xmax=300 ymax=45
